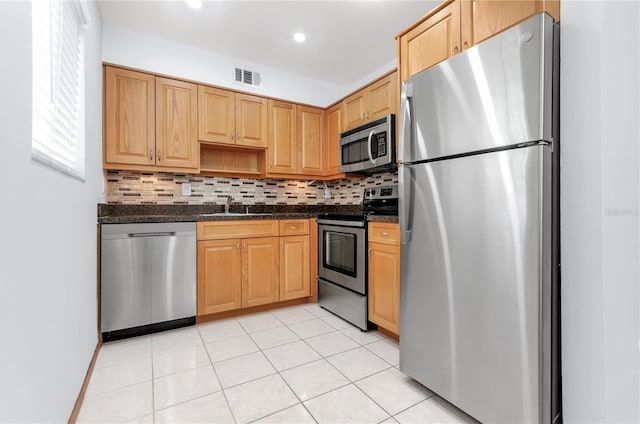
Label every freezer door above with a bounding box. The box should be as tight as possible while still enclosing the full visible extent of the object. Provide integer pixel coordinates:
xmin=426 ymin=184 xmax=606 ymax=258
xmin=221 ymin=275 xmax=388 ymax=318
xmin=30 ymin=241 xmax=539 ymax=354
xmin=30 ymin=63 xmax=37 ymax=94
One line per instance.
xmin=399 ymin=145 xmax=552 ymax=423
xmin=398 ymin=13 xmax=555 ymax=164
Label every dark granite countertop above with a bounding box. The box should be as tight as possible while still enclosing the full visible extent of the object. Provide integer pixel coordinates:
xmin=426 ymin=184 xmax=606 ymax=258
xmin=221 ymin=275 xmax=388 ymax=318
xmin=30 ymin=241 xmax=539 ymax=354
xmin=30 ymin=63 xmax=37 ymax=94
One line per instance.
xmin=98 ymin=204 xmax=365 ymax=224
xmin=367 ymin=215 xmax=399 ymax=224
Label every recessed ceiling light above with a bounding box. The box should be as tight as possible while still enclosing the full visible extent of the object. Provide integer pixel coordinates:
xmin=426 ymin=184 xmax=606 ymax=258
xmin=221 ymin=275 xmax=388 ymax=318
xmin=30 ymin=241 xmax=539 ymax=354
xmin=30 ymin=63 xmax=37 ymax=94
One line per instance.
xmin=185 ymin=0 xmax=203 ymax=9
xmin=293 ymin=32 xmax=306 ymax=43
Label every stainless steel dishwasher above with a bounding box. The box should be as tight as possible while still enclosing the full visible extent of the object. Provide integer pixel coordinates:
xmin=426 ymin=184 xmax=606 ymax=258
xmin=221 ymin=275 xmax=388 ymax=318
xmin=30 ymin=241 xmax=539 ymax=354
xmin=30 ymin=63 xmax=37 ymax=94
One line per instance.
xmin=101 ymin=222 xmax=196 ymax=341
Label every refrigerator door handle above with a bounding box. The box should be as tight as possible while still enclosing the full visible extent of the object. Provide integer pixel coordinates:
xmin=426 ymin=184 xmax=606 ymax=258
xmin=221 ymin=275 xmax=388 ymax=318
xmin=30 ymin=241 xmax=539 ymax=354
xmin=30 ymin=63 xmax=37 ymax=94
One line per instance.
xmin=399 ymin=165 xmax=414 ymax=245
xmin=399 ymin=81 xmax=414 ymax=163
xmin=367 ymin=130 xmax=376 ymax=165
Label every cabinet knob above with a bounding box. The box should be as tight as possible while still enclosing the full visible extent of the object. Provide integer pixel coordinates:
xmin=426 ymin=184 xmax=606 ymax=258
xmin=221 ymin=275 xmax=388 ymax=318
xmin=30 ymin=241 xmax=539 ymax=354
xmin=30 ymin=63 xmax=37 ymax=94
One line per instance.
xmin=236 ymin=243 xmax=240 ymax=253
xmin=230 ymin=131 xmax=234 ymax=138
xmin=270 ymin=160 xmax=273 ymax=167
xmin=281 ymin=241 xmax=284 ymax=250
xmin=366 ymin=112 xmax=369 ymax=120
xmin=243 ymin=242 xmax=247 ymax=253
xmin=463 ymin=41 xmax=469 ymax=50
xmin=149 ymin=149 xmax=154 ymax=160
xmin=157 ymin=151 xmax=162 ymax=161
xmin=454 ymin=46 xmax=459 ymax=54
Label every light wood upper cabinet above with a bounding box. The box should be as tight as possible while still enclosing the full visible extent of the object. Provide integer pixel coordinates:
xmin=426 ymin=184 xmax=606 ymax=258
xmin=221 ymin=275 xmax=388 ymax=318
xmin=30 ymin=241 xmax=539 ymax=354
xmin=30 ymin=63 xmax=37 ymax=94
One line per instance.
xmin=461 ymin=0 xmax=559 ymax=47
xmin=280 ymin=235 xmax=310 ymax=301
xmin=104 ymin=66 xmax=198 ymax=171
xmin=398 ymin=0 xmax=559 ymax=82
xmin=297 ymin=105 xmax=324 ymax=176
xmin=155 ymin=77 xmax=199 ymax=169
xmin=198 ymin=86 xmax=268 ymax=148
xmin=197 ymin=239 xmax=242 ymax=315
xmin=398 ymin=0 xmax=461 ymax=82
xmin=104 ymin=67 xmax=156 ymax=166
xmin=324 ymin=103 xmax=342 ymax=176
xmin=242 ymin=237 xmax=280 ymax=308
xmin=342 ymin=72 xmax=398 ymax=130
xmin=268 ymin=101 xmax=324 ymax=176
xmin=368 ymin=222 xmax=401 ymax=335
xmin=268 ymin=100 xmax=297 ymax=174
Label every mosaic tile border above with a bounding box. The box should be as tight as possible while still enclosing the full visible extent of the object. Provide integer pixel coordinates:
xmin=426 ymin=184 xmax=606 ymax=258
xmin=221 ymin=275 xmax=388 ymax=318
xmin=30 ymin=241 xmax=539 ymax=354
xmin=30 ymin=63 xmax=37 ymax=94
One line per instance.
xmin=105 ymin=171 xmax=398 ymax=206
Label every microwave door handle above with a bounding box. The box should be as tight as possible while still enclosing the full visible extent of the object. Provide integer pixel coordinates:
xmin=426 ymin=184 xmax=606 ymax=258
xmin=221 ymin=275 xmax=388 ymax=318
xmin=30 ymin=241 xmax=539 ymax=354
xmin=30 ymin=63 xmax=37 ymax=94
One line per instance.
xmin=367 ymin=130 xmax=376 ymax=165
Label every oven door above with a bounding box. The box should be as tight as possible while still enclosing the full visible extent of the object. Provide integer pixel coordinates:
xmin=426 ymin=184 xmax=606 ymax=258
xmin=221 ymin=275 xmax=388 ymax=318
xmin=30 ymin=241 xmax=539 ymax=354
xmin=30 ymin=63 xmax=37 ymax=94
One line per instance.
xmin=317 ymin=222 xmax=366 ymax=294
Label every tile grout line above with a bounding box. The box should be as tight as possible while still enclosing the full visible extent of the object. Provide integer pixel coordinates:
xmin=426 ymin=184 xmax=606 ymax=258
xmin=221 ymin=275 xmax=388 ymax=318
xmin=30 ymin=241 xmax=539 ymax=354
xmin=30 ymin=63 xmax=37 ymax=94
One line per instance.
xmin=196 ymin=320 xmax=240 ymax=424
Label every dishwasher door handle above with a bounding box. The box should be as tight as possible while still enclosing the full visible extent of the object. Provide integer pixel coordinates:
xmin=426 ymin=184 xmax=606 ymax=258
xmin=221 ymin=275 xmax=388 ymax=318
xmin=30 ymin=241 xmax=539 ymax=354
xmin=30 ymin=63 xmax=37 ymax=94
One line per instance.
xmin=128 ymin=232 xmax=176 ymax=238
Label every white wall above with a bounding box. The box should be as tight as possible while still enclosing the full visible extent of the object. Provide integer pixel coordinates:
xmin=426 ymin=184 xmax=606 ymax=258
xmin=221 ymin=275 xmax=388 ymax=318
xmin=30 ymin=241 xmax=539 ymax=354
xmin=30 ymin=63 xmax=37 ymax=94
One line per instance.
xmin=561 ymin=1 xmax=640 ymax=422
xmin=0 ymin=1 xmax=103 ymax=422
xmin=103 ymin=24 xmax=357 ymax=107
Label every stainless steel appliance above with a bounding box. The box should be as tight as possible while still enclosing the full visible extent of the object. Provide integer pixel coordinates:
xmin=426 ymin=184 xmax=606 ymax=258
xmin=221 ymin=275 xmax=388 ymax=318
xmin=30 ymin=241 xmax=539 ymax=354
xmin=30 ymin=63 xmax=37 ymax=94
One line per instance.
xmin=101 ymin=222 xmax=197 ymax=341
xmin=339 ymin=114 xmax=396 ymax=174
xmin=318 ymin=186 xmax=398 ymax=330
xmin=398 ymin=13 xmax=560 ymax=424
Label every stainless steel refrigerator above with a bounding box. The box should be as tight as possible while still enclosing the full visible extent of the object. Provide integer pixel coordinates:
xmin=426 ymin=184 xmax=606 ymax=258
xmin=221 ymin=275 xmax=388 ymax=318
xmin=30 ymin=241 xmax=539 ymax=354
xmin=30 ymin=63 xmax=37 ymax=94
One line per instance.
xmin=398 ymin=13 xmax=560 ymax=424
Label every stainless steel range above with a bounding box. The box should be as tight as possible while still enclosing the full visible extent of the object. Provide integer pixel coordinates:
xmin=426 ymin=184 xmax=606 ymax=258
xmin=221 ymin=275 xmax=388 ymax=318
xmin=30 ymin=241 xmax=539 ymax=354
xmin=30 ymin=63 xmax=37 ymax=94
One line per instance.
xmin=317 ymin=186 xmax=398 ymax=330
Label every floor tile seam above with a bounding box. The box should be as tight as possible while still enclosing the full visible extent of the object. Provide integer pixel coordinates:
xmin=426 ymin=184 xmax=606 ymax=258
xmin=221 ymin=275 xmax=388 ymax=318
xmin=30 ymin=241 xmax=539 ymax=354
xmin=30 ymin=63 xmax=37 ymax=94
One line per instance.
xmin=153 ymin=362 xmax=218 ymax=383
xmin=93 ymin=351 xmax=153 ymax=370
xmin=219 ymin=368 xmax=279 ymax=391
xmin=243 ymin=372 xmax=310 ymax=423
xmin=152 ymin=388 xmax=226 ymax=415
xmin=338 ymin=328 xmax=383 ymax=346
xmin=246 ymin=401 xmax=320 ymax=424
xmin=362 ymin=343 xmax=400 ymax=367
xmin=212 ymin=347 xmax=274 ymax=369
xmin=387 ymin=391 xmax=438 ymax=421
xmin=349 ymin=381 xmax=394 ymax=422
xmin=278 ymin=315 xmax=319 ymax=326
xmin=245 ymin=326 xmax=301 ymax=351
xmin=196 ymin=324 xmax=239 ymax=424
xmin=83 ymin=375 xmax=154 ymax=401
xmin=293 ymin=377 xmax=352 ymax=404
xmin=352 ymin=367 xmax=432 ymax=418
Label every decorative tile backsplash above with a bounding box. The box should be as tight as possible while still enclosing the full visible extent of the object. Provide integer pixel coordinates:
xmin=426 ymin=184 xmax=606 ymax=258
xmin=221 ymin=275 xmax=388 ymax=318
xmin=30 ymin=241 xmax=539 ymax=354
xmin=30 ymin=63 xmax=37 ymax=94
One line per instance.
xmin=105 ymin=170 xmax=398 ymax=205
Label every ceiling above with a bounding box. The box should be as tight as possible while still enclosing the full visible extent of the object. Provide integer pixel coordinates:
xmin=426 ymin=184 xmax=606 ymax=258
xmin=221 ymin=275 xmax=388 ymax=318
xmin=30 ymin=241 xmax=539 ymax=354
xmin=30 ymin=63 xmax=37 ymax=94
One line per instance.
xmin=98 ymin=0 xmax=439 ymax=86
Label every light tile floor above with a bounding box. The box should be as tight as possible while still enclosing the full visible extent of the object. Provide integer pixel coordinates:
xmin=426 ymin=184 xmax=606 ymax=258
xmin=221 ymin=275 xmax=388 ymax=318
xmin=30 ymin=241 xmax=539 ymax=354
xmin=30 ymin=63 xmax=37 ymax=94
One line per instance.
xmin=78 ymin=303 xmax=478 ymax=423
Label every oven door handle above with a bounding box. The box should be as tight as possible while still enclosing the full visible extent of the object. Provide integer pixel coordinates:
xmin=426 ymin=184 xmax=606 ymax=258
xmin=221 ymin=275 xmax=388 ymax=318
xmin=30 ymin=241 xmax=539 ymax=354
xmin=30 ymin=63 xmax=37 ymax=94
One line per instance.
xmin=367 ymin=130 xmax=376 ymax=165
xmin=317 ymin=219 xmax=366 ymax=228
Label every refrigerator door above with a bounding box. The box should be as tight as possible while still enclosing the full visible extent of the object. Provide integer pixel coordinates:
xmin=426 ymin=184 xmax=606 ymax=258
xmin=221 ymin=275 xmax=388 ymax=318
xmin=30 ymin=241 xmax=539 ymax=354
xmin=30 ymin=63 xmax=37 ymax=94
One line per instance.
xmin=398 ymin=13 xmax=554 ymax=164
xmin=399 ymin=145 xmax=552 ymax=423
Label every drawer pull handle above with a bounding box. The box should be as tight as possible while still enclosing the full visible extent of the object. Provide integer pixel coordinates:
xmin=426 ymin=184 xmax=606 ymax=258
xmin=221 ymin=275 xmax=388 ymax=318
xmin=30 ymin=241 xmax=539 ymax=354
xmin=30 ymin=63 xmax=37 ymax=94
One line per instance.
xmin=281 ymin=241 xmax=284 ymax=250
xmin=381 ymin=232 xmax=389 ymax=236
xmin=236 ymin=243 xmax=240 ymax=253
xmin=243 ymin=242 xmax=247 ymax=253
xmin=290 ymin=226 xmax=298 ymax=229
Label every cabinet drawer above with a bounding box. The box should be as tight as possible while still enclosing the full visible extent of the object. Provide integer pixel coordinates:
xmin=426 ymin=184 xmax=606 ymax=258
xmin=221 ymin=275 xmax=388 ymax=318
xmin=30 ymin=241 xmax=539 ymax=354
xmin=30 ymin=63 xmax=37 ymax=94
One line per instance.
xmin=368 ymin=222 xmax=400 ymax=245
xmin=279 ymin=219 xmax=310 ymax=236
xmin=197 ymin=220 xmax=278 ymax=240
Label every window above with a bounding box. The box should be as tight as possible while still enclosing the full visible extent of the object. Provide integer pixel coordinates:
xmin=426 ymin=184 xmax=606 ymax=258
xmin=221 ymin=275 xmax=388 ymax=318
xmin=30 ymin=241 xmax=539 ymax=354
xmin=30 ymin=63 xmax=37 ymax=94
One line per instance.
xmin=32 ymin=0 xmax=90 ymax=181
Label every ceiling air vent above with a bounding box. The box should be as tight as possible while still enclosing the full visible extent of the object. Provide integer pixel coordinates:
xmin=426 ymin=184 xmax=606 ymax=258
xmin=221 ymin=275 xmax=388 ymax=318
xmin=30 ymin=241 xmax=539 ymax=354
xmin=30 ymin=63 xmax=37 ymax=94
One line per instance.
xmin=234 ymin=67 xmax=262 ymax=88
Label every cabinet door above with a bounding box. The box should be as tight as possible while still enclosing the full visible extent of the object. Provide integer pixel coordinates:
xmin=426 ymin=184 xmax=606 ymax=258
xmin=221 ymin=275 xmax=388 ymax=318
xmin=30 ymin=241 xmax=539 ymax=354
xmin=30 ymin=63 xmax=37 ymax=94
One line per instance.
xmin=197 ymin=86 xmax=235 ymax=145
xmin=461 ymin=0 xmax=551 ymax=47
xmin=324 ymin=103 xmax=342 ymax=176
xmin=197 ymin=239 xmax=242 ymax=315
xmin=280 ymin=236 xmax=310 ymax=301
xmin=236 ymin=93 xmax=268 ymax=148
xmin=104 ymin=67 xmax=155 ymax=166
xmin=342 ymin=89 xmax=367 ymax=130
xmin=399 ymin=0 xmax=461 ymax=81
xmin=368 ymin=72 xmax=398 ymax=121
xmin=155 ymin=77 xmax=199 ymax=169
xmin=368 ymin=241 xmax=401 ymax=334
xmin=267 ymin=100 xmax=297 ymax=174
xmin=242 ymin=237 xmax=280 ymax=308
xmin=297 ymin=105 xmax=324 ymax=176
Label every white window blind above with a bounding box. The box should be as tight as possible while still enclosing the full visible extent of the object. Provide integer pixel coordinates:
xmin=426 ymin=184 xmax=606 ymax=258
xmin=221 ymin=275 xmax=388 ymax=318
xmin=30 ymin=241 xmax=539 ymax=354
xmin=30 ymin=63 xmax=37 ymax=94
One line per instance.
xmin=32 ymin=0 xmax=90 ymax=181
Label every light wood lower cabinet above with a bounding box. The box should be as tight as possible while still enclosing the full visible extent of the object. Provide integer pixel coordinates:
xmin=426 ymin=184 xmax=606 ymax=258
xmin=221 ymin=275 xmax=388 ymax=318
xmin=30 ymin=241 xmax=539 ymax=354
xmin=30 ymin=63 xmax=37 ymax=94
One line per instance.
xmin=242 ymin=237 xmax=280 ymax=307
xmin=197 ymin=239 xmax=242 ymax=315
xmin=280 ymin=235 xmax=310 ymax=301
xmin=368 ymin=222 xmax=401 ymax=335
xmin=196 ymin=219 xmax=312 ymax=317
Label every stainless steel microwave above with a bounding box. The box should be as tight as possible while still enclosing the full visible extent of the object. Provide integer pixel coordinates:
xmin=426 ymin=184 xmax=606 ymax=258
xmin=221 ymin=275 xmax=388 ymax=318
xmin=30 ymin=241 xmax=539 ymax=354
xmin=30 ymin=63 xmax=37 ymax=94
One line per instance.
xmin=339 ymin=114 xmax=396 ymax=174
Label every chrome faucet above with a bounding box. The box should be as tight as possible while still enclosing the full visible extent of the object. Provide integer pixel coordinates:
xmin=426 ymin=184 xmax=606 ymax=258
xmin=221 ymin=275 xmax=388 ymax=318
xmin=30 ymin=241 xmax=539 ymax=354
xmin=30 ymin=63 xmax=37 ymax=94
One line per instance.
xmin=224 ymin=195 xmax=233 ymax=214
